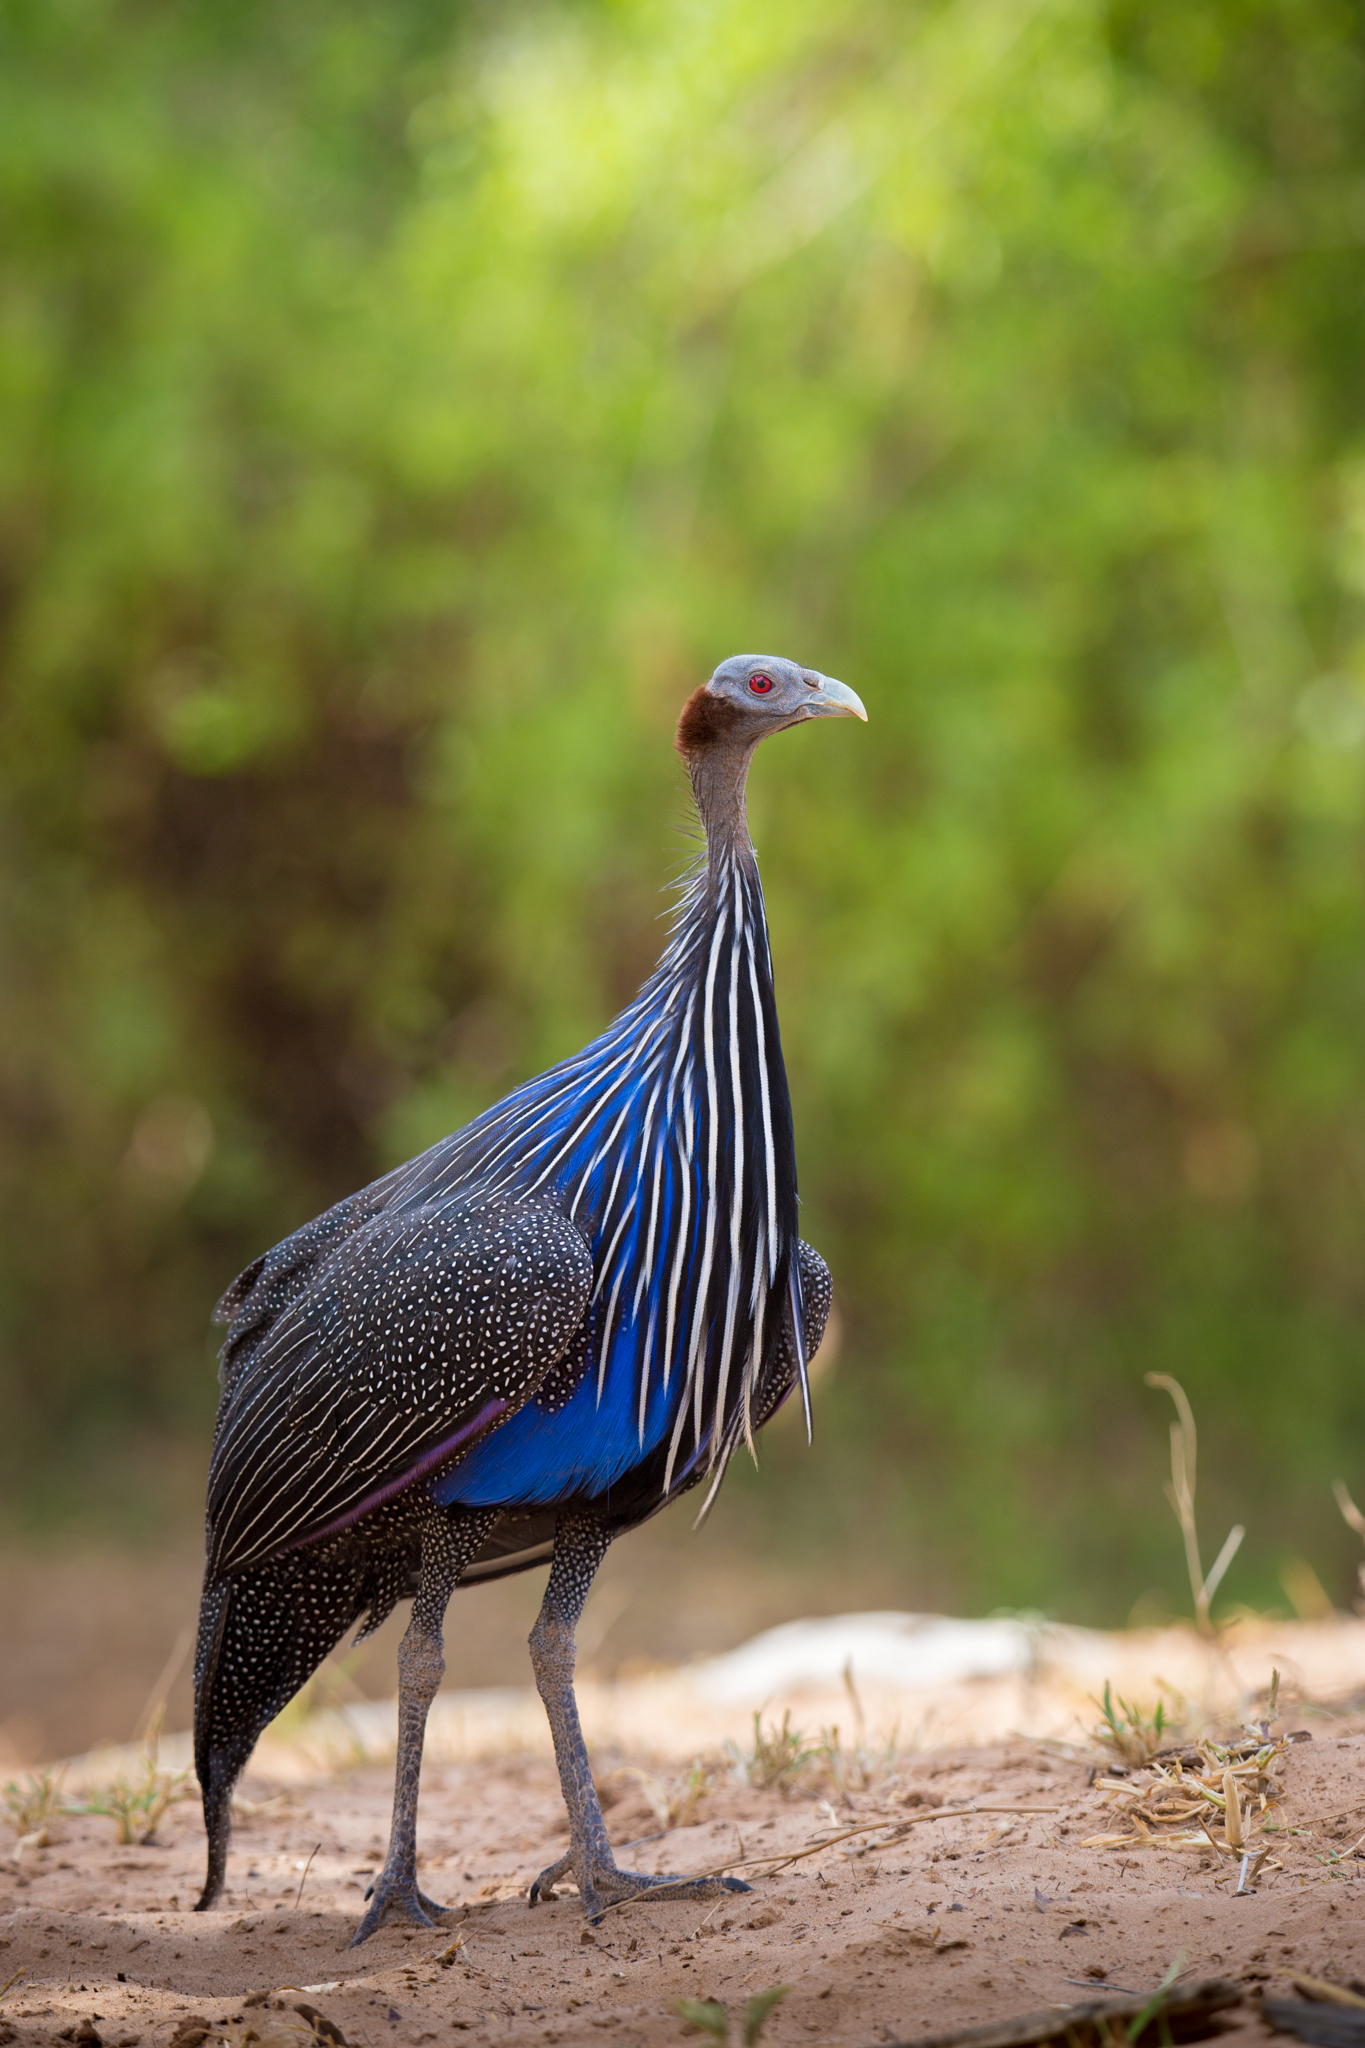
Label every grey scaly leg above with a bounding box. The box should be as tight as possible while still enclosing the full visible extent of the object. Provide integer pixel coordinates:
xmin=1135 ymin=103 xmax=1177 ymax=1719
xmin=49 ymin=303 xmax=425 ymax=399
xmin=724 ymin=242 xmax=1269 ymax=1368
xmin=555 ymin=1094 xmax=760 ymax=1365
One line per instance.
xmin=350 ymin=1504 xmax=495 ymax=1945
xmin=527 ymin=1509 xmax=749 ymax=1921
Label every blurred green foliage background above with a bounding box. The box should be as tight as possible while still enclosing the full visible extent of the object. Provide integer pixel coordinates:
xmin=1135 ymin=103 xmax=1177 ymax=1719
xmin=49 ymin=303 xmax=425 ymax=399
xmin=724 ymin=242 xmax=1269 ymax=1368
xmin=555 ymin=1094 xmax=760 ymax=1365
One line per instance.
xmin=5 ymin=0 xmax=1365 ymax=1625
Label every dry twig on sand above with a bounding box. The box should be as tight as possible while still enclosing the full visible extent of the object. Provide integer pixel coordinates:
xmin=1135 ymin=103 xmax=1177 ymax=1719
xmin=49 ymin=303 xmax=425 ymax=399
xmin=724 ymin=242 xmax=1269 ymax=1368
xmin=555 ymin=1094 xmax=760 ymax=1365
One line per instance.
xmin=580 ymin=1802 xmax=1063 ymax=1921
xmin=889 ymin=1977 xmax=1242 ymax=2048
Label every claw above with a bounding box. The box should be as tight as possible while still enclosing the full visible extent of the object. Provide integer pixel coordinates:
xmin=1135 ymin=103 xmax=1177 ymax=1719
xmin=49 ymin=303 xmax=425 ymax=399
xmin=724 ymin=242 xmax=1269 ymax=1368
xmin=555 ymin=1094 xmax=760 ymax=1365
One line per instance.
xmin=530 ymin=1850 xmax=575 ymax=1907
xmin=349 ymin=1873 xmax=452 ymax=1946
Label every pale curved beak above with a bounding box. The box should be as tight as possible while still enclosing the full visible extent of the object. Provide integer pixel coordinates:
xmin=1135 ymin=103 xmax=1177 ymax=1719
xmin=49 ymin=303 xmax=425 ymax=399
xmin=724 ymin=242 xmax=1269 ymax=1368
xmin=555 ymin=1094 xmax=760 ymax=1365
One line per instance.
xmin=805 ymin=674 xmax=868 ymax=722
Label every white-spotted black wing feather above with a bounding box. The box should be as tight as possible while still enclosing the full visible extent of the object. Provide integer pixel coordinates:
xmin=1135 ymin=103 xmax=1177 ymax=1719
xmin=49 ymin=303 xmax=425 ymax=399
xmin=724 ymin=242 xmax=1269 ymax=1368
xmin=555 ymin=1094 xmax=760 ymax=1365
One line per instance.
xmin=206 ymin=1193 xmax=592 ymax=1578
xmin=750 ymin=1241 xmax=831 ymax=1435
xmin=213 ymin=1185 xmax=390 ymax=1395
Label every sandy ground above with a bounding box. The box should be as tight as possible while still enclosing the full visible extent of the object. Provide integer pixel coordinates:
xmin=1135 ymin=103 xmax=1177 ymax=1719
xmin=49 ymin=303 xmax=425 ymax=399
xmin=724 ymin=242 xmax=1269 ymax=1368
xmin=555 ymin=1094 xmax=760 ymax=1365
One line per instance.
xmin=6 ymin=1619 xmax=1365 ymax=2047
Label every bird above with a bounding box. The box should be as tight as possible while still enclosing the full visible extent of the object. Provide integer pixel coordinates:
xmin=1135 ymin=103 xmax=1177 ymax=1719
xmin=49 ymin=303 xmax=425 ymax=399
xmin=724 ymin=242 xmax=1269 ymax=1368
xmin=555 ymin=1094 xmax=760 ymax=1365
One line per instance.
xmin=192 ymin=652 xmax=867 ymax=1940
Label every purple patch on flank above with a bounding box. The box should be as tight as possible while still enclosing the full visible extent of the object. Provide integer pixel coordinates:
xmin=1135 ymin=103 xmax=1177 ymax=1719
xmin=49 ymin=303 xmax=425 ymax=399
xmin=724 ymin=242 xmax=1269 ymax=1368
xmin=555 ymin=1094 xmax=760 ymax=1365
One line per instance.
xmin=296 ymin=1397 xmax=509 ymax=1547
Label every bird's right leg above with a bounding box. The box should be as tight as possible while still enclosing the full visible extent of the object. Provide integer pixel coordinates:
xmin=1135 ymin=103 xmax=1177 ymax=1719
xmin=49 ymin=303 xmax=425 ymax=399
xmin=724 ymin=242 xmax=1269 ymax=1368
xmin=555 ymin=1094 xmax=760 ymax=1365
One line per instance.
xmin=350 ymin=1504 xmax=496 ymax=1945
xmin=528 ymin=1509 xmax=750 ymax=1921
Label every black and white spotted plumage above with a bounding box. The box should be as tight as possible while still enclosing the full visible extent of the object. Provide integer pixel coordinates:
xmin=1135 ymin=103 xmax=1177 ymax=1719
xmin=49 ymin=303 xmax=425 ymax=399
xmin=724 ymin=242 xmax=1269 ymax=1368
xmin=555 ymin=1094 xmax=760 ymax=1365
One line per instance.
xmin=206 ymin=1195 xmax=592 ymax=1576
xmin=192 ymin=653 xmax=863 ymax=1919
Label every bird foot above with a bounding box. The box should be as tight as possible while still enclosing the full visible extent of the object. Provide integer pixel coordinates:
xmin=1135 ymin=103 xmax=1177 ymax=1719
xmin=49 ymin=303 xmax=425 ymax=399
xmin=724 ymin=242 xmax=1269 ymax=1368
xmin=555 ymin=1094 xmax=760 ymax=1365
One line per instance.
xmin=349 ymin=1871 xmax=451 ymax=1945
xmin=529 ymin=1853 xmax=749 ymax=1922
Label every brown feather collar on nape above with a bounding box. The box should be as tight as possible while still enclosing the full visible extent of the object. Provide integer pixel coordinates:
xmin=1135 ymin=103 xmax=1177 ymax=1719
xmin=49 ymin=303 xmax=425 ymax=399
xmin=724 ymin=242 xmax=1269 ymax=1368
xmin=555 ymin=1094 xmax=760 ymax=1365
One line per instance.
xmin=675 ymin=685 xmax=743 ymax=755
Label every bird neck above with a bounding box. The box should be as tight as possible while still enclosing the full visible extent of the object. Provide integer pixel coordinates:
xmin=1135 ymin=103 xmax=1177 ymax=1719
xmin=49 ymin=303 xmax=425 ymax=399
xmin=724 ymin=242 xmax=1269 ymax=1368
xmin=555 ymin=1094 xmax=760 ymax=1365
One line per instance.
xmin=687 ymin=740 xmax=759 ymax=885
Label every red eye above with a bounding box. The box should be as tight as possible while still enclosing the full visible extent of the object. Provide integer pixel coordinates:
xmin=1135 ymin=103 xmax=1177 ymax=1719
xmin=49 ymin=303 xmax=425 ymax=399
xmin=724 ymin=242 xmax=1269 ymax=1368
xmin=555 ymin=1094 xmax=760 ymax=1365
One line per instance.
xmin=748 ymin=672 xmax=774 ymax=694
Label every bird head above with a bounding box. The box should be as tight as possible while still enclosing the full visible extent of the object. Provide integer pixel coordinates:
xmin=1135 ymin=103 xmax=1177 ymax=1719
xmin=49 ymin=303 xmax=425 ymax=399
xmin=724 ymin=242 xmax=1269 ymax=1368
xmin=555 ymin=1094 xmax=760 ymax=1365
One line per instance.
xmin=676 ymin=654 xmax=867 ymax=756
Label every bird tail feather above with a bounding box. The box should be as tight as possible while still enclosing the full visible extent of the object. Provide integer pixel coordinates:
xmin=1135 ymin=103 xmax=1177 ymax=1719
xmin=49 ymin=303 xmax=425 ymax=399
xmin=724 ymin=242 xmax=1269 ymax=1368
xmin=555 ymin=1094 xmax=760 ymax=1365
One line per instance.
xmin=192 ymin=1545 xmax=383 ymax=1910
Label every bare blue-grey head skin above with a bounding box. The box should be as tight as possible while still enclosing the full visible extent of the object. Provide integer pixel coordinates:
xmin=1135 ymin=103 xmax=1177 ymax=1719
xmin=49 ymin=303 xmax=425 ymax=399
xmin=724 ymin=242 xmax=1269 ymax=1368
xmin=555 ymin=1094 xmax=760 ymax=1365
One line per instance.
xmin=678 ymin=655 xmax=867 ymax=856
xmin=192 ymin=652 xmax=866 ymax=1940
xmin=702 ymin=652 xmax=868 ymax=727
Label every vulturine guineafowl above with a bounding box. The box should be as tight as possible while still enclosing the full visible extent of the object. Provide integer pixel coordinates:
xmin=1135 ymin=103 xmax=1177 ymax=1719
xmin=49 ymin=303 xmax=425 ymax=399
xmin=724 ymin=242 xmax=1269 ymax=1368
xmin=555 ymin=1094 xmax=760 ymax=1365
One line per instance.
xmin=193 ymin=654 xmax=867 ymax=1940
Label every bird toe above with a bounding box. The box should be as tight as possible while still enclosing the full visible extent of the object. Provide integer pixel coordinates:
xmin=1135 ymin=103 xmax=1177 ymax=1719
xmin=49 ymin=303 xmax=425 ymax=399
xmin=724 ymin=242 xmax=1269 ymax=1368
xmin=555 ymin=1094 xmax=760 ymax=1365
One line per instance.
xmin=348 ymin=1873 xmax=447 ymax=1945
xmin=529 ymin=1850 xmax=575 ymax=1906
xmin=579 ymin=1866 xmax=748 ymax=1914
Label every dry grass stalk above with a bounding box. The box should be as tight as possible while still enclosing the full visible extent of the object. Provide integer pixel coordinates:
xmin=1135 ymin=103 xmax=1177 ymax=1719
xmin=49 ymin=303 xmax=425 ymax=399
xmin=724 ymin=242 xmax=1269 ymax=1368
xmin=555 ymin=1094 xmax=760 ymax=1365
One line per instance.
xmin=1275 ymin=1972 xmax=1365 ymax=2010
xmin=1333 ymin=1479 xmax=1365 ymax=1609
xmin=1234 ymin=1846 xmax=1271 ymax=1895
xmin=1221 ymin=1768 xmax=1243 ymax=1848
xmin=1082 ymin=1725 xmax=1289 ymax=1861
xmin=1144 ymin=1373 xmax=1244 ymax=1636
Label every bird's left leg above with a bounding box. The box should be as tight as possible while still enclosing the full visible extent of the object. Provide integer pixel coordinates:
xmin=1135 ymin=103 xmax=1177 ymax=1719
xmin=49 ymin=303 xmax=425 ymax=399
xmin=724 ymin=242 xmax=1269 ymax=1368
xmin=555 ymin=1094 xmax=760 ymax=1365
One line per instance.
xmin=528 ymin=1508 xmax=750 ymax=1920
xmin=350 ymin=1504 xmax=496 ymax=1946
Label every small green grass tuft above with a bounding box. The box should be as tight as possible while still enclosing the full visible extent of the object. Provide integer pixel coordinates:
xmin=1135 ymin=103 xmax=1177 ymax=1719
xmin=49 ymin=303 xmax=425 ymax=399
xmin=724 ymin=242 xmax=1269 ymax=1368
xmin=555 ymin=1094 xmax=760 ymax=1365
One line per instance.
xmin=725 ymin=1690 xmax=900 ymax=1803
xmin=675 ymin=1998 xmax=730 ymax=2043
xmin=674 ymin=1988 xmax=791 ymax=2046
xmin=726 ymin=1710 xmax=819 ymax=1792
xmin=2 ymin=1767 xmax=67 ymax=1845
xmin=70 ymin=1711 xmax=190 ymax=1846
xmin=1091 ymin=1680 xmax=1179 ymax=1766
xmin=620 ymin=1758 xmax=716 ymax=1830
xmin=743 ymin=1986 xmax=791 ymax=2044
